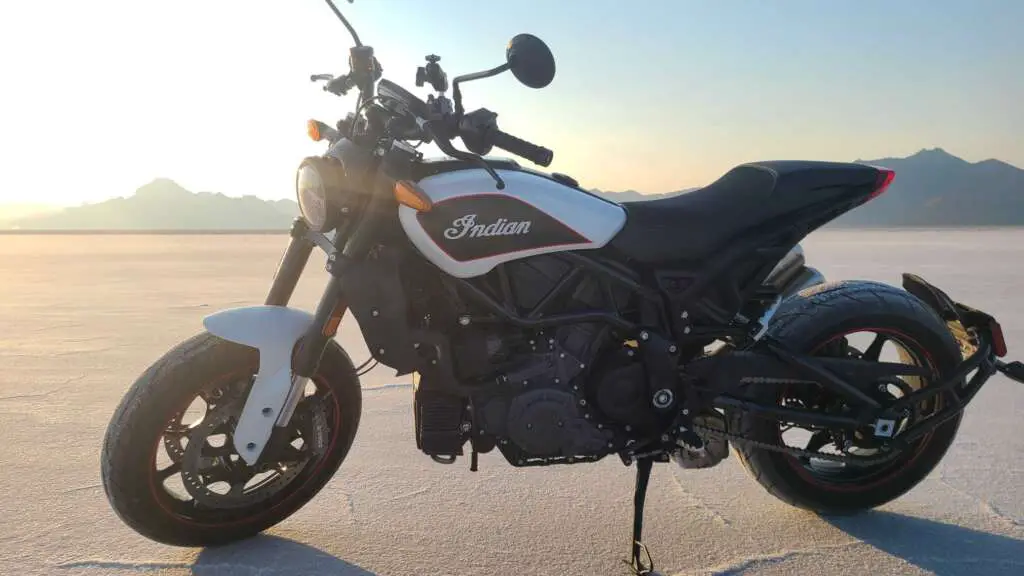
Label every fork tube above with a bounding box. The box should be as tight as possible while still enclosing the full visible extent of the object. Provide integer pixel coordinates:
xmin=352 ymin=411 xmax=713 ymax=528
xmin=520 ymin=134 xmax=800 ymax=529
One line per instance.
xmin=290 ymin=173 xmax=390 ymax=378
xmin=292 ymin=274 xmax=348 ymax=379
xmin=265 ymin=218 xmax=315 ymax=306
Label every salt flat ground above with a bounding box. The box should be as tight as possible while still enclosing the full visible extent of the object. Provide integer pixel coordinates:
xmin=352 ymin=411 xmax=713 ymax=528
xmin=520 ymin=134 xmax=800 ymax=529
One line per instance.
xmin=1 ymin=230 xmax=1022 ymax=576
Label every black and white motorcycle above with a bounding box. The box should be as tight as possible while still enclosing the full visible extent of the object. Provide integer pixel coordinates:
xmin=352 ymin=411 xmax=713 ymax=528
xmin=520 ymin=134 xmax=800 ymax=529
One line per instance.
xmin=101 ymin=2 xmax=1024 ymax=573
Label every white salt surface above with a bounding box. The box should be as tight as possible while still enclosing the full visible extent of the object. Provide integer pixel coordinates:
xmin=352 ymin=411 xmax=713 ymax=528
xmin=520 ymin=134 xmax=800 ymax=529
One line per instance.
xmin=1 ymin=230 xmax=1022 ymax=575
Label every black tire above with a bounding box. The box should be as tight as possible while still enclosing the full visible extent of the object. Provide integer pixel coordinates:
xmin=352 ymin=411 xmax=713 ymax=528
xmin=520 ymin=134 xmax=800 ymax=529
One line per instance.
xmin=101 ymin=332 xmax=362 ymax=547
xmin=730 ymin=280 xmax=963 ymax=514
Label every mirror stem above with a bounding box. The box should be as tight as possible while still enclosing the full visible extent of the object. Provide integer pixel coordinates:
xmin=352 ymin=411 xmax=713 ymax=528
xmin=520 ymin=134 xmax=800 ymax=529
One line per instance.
xmin=452 ymin=63 xmax=511 ymax=117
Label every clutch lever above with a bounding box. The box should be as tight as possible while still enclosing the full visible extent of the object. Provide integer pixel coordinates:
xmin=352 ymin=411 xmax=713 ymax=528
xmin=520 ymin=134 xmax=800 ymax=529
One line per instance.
xmin=310 ymin=73 xmax=354 ymax=96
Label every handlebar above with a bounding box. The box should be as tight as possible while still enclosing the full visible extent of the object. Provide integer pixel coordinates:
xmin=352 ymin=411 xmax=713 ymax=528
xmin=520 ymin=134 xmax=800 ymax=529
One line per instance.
xmin=491 ymin=130 xmax=553 ymax=167
xmin=320 ymin=70 xmax=555 ymax=172
xmin=452 ymin=106 xmax=553 ymax=168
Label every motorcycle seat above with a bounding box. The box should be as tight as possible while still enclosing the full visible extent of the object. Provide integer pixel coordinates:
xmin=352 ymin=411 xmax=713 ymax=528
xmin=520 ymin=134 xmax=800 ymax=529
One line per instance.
xmin=610 ymin=161 xmax=879 ymax=264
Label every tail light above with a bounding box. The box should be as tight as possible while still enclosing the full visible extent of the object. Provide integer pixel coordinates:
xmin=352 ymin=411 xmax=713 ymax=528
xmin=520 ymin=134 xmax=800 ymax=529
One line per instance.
xmin=868 ymin=168 xmax=896 ymax=200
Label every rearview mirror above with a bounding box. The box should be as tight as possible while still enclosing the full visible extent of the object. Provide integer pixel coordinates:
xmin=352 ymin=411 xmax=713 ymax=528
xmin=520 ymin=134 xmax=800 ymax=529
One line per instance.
xmin=506 ymin=34 xmax=555 ymax=89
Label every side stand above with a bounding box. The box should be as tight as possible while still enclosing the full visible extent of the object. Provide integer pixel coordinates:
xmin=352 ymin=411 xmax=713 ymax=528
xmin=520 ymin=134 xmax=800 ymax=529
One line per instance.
xmin=628 ymin=457 xmax=656 ymax=575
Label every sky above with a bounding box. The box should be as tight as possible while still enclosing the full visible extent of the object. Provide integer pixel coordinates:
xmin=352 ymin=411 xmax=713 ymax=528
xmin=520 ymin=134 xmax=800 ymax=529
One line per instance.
xmin=0 ymin=0 xmax=1021 ymax=206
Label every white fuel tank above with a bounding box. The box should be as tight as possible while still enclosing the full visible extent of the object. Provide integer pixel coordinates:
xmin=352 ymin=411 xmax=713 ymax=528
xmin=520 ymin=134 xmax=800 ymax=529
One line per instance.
xmin=399 ymin=168 xmax=627 ymax=278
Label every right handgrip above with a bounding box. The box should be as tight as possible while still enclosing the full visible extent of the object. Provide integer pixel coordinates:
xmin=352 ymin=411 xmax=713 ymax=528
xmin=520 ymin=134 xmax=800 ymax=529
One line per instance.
xmin=492 ymin=130 xmax=554 ymax=167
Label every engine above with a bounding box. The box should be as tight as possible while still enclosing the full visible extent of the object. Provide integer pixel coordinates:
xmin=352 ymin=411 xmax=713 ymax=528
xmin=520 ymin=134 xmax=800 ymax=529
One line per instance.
xmin=404 ymin=253 xmax=661 ymax=467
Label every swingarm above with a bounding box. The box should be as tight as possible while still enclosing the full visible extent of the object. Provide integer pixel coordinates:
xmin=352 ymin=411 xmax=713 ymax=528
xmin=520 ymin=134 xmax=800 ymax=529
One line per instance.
xmin=687 ymin=274 xmax=1023 ymax=455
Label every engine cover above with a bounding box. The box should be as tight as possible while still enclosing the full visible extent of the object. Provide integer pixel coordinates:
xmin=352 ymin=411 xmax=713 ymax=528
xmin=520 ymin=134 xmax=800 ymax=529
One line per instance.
xmin=468 ymin=322 xmax=641 ymax=466
xmin=505 ymin=389 xmax=607 ymax=458
xmin=592 ymin=348 xmax=657 ymax=433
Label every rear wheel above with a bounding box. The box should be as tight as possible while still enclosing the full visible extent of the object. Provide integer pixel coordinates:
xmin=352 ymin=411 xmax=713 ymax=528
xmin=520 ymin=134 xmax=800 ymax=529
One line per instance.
xmin=730 ymin=280 xmax=963 ymax=513
xmin=101 ymin=332 xmax=362 ymax=546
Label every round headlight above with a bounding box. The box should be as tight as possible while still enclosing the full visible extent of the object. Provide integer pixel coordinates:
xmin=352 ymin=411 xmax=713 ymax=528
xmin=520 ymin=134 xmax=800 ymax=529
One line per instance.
xmin=296 ymin=162 xmax=329 ymax=231
xmin=295 ymin=156 xmax=350 ymax=232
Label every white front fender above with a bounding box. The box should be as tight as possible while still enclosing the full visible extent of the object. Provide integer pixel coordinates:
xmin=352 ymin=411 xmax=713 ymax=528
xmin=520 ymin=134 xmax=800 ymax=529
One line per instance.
xmin=203 ymin=305 xmax=315 ymax=465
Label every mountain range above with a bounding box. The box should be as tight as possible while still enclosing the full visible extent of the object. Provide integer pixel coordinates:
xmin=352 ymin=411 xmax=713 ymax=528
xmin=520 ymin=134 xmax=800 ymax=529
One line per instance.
xmin=2 ymin=148 xmax=1021 ymax=231
xmin=2 ymin=179 xmax=299 ymax=231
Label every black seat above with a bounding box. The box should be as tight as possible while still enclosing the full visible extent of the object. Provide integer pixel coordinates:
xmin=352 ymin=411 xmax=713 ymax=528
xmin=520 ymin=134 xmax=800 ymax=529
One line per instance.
xmin=610 ymin=160 xmax=879 ymax=263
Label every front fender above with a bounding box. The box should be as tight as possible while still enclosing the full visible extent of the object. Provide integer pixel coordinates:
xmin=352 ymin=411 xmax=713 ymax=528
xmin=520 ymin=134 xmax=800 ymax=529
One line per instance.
xmin=203 ymin=305 xmax=314 ymax=465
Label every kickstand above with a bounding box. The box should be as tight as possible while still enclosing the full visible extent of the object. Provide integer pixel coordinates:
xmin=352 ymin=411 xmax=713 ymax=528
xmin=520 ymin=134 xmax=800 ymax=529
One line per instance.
xmin=626 ymin=457 xmax=655 ymax=575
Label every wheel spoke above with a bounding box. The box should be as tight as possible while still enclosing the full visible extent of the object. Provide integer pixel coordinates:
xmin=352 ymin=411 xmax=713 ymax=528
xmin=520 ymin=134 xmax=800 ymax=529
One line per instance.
xmin=805 ymin=430 xmax=831 ymax=453
xmin=228 ymin=481 xmax=246 ymax=497
xmin=156 ymin=461 xmax=181 ymax=481
xmin=279 ymin=444 xmax=306 ymax=464
xmin=863 ymin=333 xmax=887 ymax=362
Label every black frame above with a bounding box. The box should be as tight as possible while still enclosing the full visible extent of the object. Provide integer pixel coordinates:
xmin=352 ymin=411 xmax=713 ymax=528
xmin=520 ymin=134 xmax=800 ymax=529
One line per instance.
xmin=265 ymin=201 xmax=1020 ymax=465
xmin=446 ymin=251 xmax=660 ymax=333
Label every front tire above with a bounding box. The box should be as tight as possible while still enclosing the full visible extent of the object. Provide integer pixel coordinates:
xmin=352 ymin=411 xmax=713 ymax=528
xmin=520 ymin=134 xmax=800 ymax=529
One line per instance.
xmin=101 ymin=332 xmax=362 ymax=547
xmin=730 ymin=280 xmax=963 ymax=514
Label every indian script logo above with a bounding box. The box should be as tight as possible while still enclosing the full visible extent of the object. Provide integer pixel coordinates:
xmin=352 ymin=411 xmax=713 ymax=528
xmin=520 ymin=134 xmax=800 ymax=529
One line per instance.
xmin=443 ymin=214 xmax=532 ymax=240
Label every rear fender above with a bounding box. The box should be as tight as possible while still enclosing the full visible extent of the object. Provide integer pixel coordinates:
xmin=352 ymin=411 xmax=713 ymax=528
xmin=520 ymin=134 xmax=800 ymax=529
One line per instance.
xmin=902 ymin=273 xmax=1024 ymax=383
xmin=902 ymin=273 xmax=1007 ymax=355
xmin=203 ymin=305 xmax=315 ymax=465
xmin=753 ymin=264 xmax=826 ymax=340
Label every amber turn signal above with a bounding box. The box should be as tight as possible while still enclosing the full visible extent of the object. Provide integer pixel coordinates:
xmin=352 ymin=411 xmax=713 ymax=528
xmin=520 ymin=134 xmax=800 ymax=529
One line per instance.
xmin=394 ymin=180 xmax=432 ymax=212
xmin=322 ymin=299 xmax=348 ymax=337
xmin=306 ymin=119 xmax=323 ymax=142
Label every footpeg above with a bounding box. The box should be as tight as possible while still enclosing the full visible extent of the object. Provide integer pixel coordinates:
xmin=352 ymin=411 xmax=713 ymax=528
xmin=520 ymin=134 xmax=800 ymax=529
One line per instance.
xmin=672 ymin=414 xmax=730 ymax=470
xmin=997 ymin=360 xmax=1024 ymax=384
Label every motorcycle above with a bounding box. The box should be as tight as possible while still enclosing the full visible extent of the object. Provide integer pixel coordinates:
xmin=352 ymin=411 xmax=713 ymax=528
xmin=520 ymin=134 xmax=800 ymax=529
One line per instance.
xmin=100 ymin=1 xmax=1024 ymax=574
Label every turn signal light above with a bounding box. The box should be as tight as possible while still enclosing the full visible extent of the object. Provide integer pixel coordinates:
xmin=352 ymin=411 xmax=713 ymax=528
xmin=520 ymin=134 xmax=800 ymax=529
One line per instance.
xmin=307 ymin=119 xmax=324 ymax=142
xmin=394 ymin=180 xmax=433 ymax=212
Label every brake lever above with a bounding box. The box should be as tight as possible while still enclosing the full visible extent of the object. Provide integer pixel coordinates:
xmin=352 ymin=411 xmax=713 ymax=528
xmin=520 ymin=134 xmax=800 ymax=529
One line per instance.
xmin=310 ymin=74 xmax=335 ymax=82
xmin=417 ymin=116 xmax=505 ymax=190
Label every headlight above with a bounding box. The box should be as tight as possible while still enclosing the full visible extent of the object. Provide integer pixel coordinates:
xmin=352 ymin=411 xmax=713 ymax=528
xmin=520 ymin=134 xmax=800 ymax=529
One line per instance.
xmin=295 ymin=156 xmax=350 ymax=232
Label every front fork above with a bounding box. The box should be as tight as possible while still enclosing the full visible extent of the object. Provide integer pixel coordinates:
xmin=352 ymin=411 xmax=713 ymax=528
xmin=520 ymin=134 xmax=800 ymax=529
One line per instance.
xmin=261 ymin=218 xmax=350 ymax=431
xmin=265 ymin=184 xmax=387 ymax=431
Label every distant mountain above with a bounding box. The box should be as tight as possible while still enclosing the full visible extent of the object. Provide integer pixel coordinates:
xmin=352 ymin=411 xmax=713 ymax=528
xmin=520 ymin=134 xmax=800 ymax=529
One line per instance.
xmin=590 ymin=189 xmax=696 ymax=203
xmin=3 ymin=149 xmax=1020 ymax=231
xmin=7 ymin=179 xmax=299 ymax=231
xmin=591 ymin=149 xmax=1024 ymax=228
xmin=832 ymin=148 xmax=1024 ymax=227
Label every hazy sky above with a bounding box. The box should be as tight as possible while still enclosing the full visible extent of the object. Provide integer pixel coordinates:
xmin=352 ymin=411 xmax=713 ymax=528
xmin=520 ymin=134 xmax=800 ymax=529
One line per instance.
xmin=0 ymin=0 xmax=1020 ymax=206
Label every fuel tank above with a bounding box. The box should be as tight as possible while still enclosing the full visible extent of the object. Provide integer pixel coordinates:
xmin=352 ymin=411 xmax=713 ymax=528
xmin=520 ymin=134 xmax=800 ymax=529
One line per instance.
xmin=399 ymin=168 xmax=627 ymax=278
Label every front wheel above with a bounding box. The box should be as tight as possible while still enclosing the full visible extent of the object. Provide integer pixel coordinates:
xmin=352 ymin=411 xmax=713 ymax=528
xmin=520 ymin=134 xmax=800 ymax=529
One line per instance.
xmin=729 ymin=280 xmax=963 ymax=514
xmin=101 ymin=332 xmax=362 ymax=547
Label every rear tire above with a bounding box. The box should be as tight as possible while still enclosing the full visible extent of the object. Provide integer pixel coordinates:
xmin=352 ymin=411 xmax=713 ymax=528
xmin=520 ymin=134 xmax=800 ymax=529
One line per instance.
xmin=101 ymin=332 xmax=362 ymax=547
xmin=730 ymin=280 xmax=963 ymax=514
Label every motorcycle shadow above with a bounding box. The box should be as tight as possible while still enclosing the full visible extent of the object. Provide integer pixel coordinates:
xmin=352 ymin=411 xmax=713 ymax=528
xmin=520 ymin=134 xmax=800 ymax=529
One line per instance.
xmin=826 ymin=510 xmax=1024 ymax=575
xmin=192 ymin=534 xmax=376 ymax=576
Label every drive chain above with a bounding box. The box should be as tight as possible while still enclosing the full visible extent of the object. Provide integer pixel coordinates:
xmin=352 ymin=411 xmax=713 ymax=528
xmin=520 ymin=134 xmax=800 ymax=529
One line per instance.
xmin=689 ymin=375 xmax=902 ymax=467
xmin=690 ymin=422 xmax=899 ymax=466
